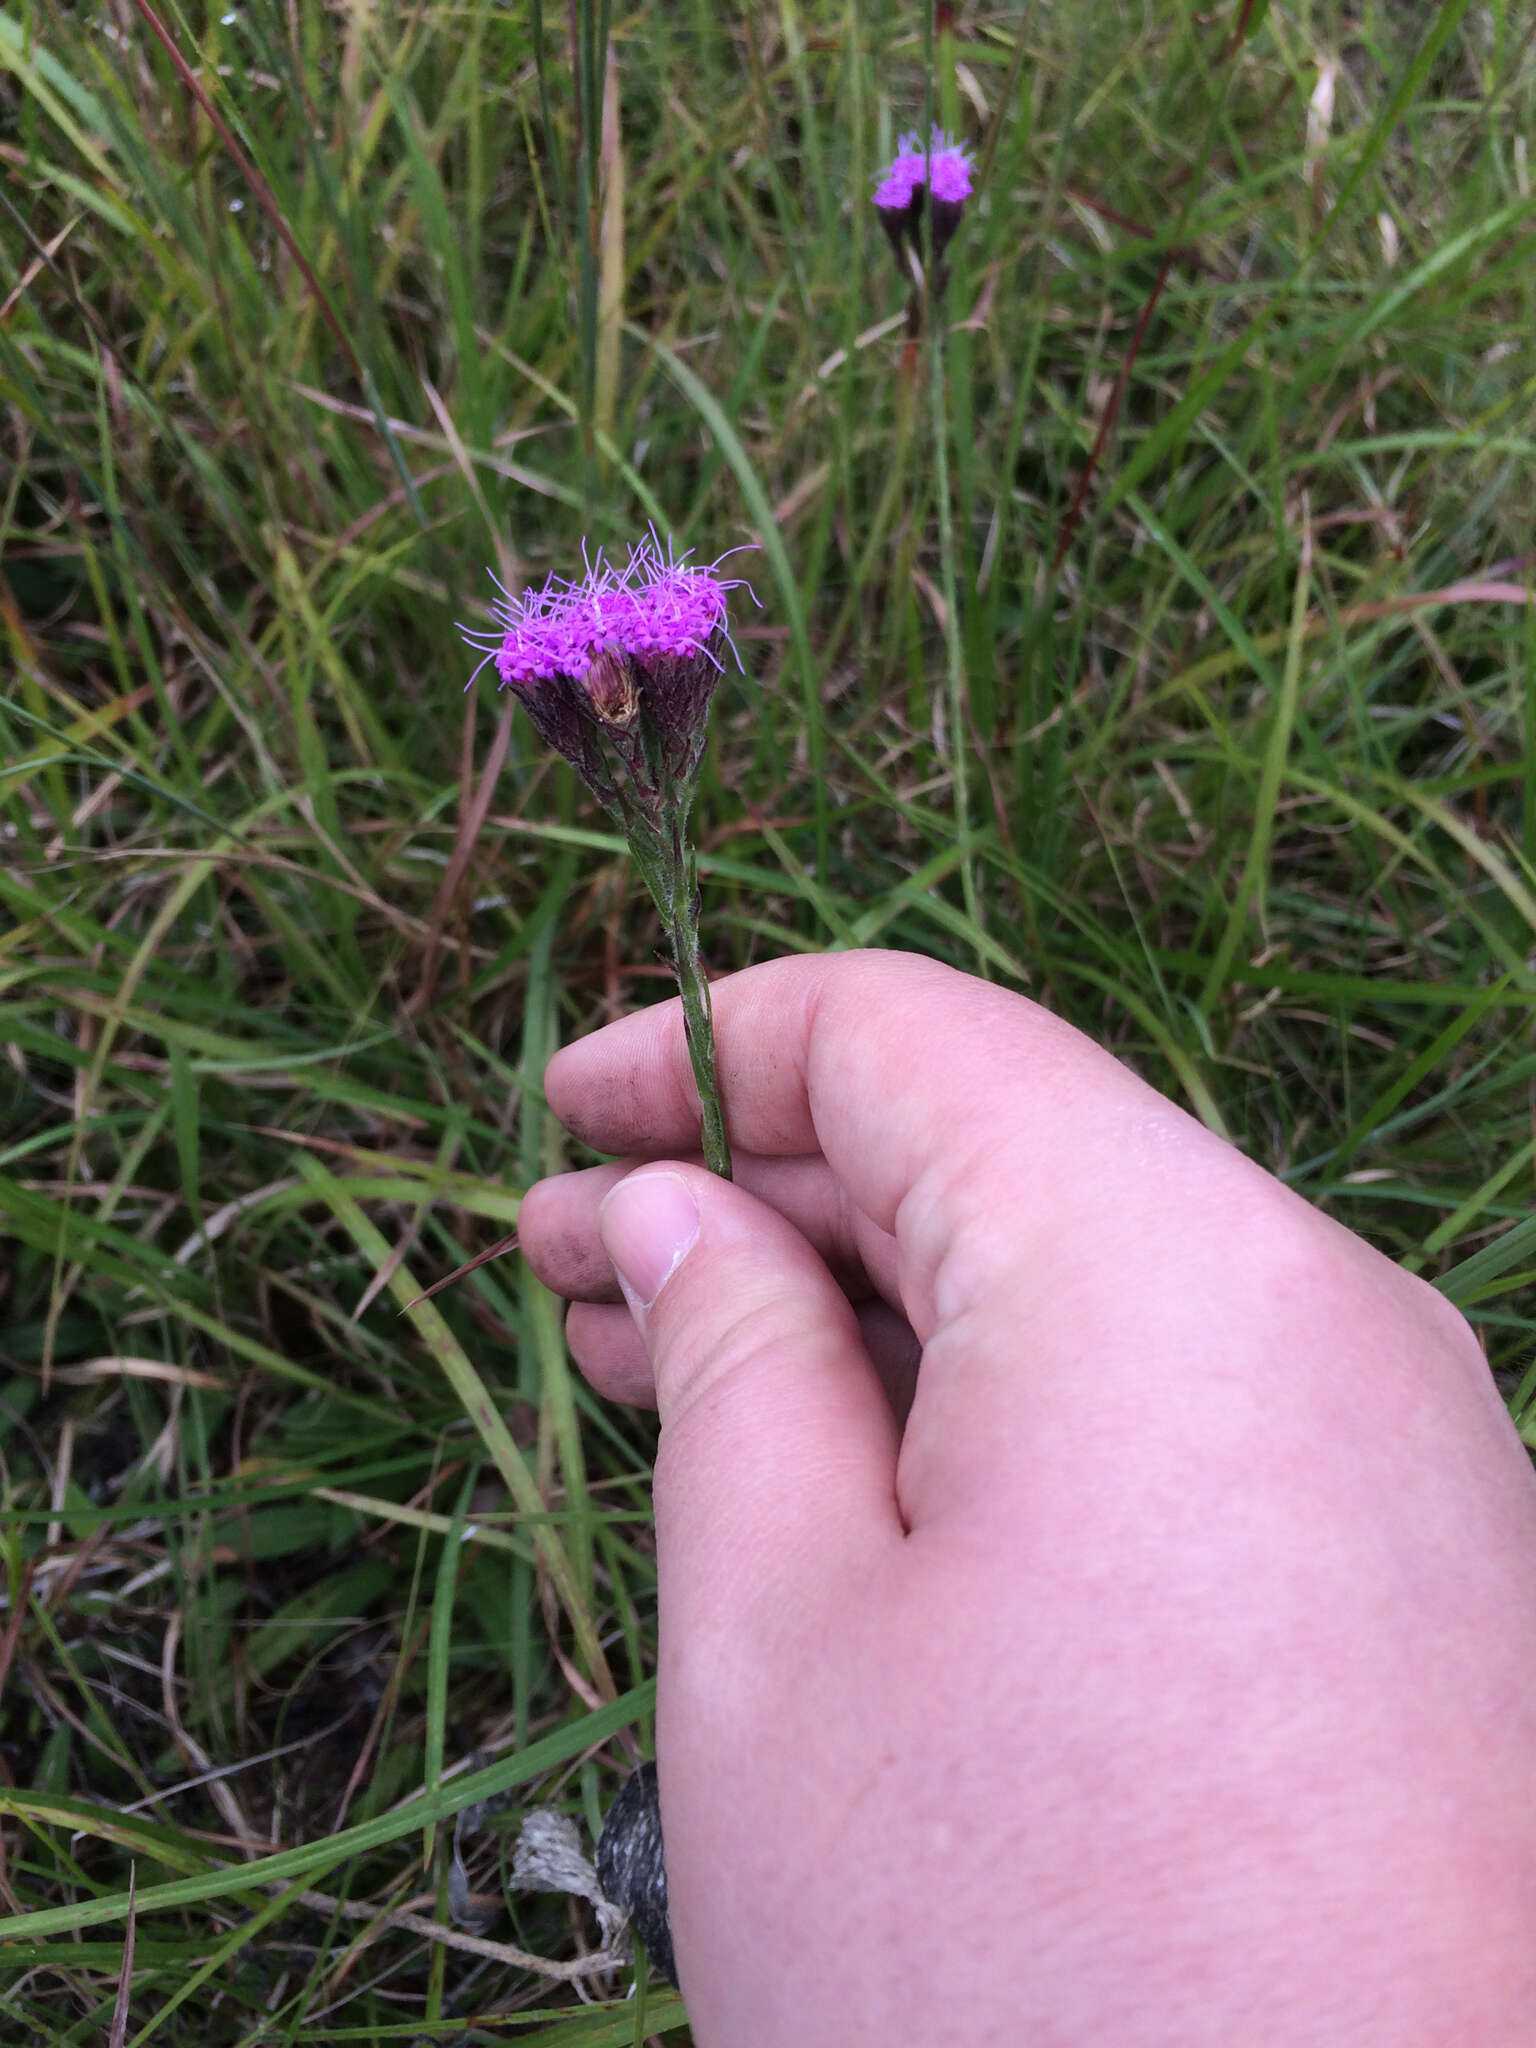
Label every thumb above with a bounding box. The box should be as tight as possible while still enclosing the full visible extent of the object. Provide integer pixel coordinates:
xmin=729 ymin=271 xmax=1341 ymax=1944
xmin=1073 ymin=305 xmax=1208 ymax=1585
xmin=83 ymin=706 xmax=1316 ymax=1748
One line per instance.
xmin=598 ymin=1163 xmax=903 ymax=1607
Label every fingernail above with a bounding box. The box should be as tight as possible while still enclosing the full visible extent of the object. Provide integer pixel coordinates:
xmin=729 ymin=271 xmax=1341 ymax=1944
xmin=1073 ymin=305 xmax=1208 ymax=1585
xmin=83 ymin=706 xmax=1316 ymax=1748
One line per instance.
xmin=599 ymin=1172 xmax=700 ymax=1314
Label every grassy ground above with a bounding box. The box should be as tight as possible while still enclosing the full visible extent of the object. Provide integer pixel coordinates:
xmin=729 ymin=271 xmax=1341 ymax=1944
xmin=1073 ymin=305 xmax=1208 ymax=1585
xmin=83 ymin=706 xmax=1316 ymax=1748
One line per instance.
xmin=3 ymin=0 xmax=1536 ymax=2036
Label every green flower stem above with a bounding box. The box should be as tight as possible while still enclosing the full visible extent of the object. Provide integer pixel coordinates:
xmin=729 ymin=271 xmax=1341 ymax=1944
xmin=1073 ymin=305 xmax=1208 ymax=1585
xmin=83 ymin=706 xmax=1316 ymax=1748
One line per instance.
xmin=624 ymin=806 xmax=733 ymax=1182
xmin=664 ymin=839 xmax=731 ymax=1182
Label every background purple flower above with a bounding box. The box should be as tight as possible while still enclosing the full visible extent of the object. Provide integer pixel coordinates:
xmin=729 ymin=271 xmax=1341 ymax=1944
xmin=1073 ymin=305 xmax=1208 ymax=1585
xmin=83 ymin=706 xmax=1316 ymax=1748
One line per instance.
xmin=872 ymin=126 xmax=974 ymax=215
xmin=871 ymin=126 xmax=974 ymax=289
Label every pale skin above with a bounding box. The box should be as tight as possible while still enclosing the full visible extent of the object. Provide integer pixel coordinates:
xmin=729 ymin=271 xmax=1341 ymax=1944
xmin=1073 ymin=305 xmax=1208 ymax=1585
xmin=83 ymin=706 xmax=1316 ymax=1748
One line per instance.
xmin=517 ymin=950 xmax=1536 ymax=2045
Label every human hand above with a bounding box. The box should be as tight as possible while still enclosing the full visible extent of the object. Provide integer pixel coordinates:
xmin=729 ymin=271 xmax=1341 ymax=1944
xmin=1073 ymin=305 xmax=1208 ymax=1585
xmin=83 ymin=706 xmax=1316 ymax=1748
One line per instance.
xmin=518 ymin=950 xmax=1536 ymax=2045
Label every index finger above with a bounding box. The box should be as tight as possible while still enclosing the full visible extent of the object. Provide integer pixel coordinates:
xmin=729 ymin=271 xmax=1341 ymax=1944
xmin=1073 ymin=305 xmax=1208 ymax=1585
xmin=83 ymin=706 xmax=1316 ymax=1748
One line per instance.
xmin=543 ymin=950 xmax=1234 ymax=1334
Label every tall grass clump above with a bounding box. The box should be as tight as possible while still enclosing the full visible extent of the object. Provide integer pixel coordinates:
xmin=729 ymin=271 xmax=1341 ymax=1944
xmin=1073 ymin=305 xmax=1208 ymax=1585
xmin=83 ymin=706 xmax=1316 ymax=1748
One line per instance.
xmin=2 ymin=0 xmax=1536 ymax=2037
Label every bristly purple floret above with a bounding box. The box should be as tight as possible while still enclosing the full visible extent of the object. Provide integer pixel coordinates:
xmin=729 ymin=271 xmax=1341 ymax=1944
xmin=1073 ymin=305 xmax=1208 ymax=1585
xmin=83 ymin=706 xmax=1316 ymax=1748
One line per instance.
xmin=871 ymin=126 xmax=974 ymax=211
xmin=460 ymin=534 xmax=749 ymax=692
xmin=460 ymin=533 xmax=756 ymax=821
xmin=872 ymin=138 xmax=926 ymax=212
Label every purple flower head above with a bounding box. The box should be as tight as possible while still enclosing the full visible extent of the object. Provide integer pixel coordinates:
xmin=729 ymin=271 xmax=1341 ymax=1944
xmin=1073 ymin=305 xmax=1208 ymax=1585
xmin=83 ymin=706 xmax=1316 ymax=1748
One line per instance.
xmin=461 ymin=534 xmax=754 ymax=819
xmin=477 ymin=536 xmax=739 ymax=689
xmin=871 ymin=126 xmax=974 ymax=275
xmin=872 ymin=137 xmax=927 ymax=214
xmin=872 ymin=127 xmax=974 ymax=211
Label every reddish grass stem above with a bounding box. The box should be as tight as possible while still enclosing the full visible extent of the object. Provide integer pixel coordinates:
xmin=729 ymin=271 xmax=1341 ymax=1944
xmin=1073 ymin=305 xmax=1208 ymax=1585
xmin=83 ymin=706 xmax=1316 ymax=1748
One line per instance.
xmin=1051 ymin=251 xmax=1173 ymax=575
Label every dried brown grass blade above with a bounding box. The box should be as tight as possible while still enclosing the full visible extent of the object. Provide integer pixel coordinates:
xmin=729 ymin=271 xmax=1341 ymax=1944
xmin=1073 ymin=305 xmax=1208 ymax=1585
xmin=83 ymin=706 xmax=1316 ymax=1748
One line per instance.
xmin=108 ymin=1864 xmax=136 ymax=2048
xmin=127 ymin=0 xmax=361 ymax=379
xmin=402 ymin=1231 xmax=521 ymax=1310
xmin=412 ymin=696 xmax=516 ymax=1012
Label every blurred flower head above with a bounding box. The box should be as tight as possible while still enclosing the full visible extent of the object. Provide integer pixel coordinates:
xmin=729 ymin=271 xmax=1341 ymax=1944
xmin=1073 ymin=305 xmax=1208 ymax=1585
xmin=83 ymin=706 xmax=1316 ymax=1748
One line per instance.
xmin=872 ymin=126 xmax=974 ymax=210
xmin=461 ymin=534 xmax=753 ymax=816
xmin=872 ymin=126 xmax=974 ymax=271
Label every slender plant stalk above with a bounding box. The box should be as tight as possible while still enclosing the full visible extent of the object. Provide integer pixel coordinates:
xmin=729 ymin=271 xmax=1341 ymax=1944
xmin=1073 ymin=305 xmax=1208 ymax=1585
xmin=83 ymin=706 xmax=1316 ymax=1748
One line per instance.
xmin=925 ymin=308 xmax=985 ymax=965
xmin=662 ymin=834 xmax=731 ymax=1180
xmin=624 ymin=808 xmax=732 ymax=1179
